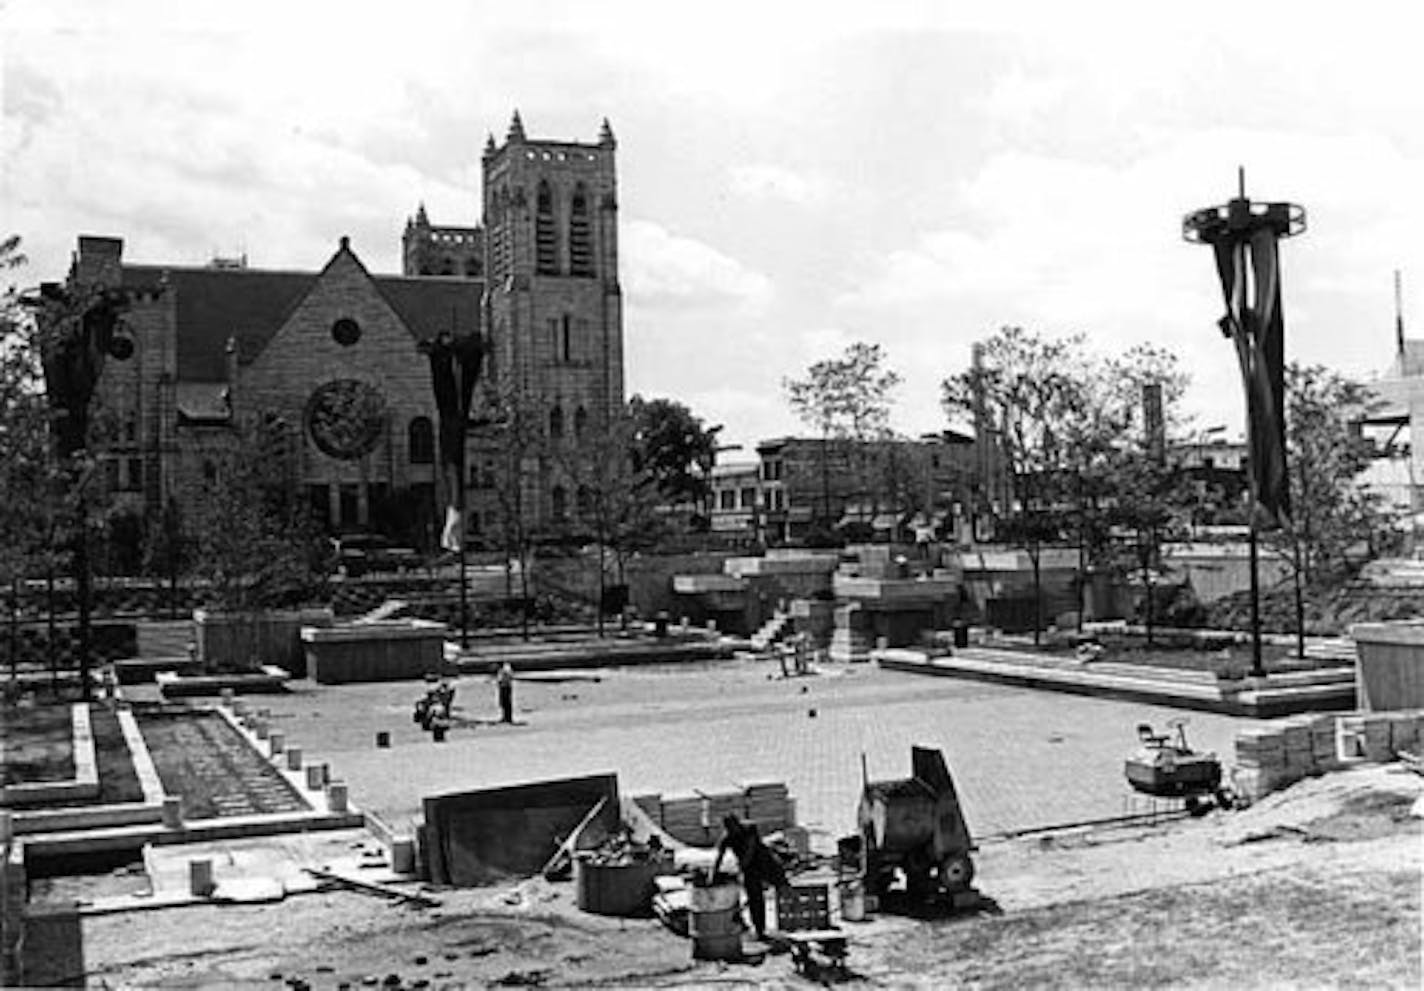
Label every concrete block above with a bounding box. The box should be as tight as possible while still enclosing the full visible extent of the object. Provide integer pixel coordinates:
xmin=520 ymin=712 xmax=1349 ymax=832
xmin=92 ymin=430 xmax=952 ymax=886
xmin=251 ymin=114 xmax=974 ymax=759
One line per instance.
xmin=327 ymin=781 xmax=349 ymax=813
xmin=162 ymin=796 xmax=183 ymax=830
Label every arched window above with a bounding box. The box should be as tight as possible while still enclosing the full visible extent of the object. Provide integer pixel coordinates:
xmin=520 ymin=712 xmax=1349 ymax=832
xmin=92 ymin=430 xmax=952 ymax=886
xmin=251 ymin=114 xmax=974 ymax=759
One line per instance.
xmin=548 ymin=405 xmax=564 ymax=439
xmin=573 ymin=406 xmax=588 ymax=438
xmin=569 ymin=184 xmax=593 ymax=277
xmin=408 ymin=416 xmax=435 ymax=464
xmin=536 ymin=181 xmax=558 ymax=275
xmin=551 ymin=485 xmax=567 ymax=522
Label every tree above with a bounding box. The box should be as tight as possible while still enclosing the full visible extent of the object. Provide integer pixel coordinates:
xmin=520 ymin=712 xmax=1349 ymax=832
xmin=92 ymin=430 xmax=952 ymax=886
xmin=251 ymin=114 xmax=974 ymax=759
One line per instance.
xmin=943 ymin=328 xmax=1196 ymax=640
xmin=182 ymin=414 xmax=327 ymax=638
xmin=0 ymin=236 xmax=54 ymax=690
xmin=942 ymin=328 xmax=1089 ymax=640
xmin=1259 ymin=364 xmax=1401 ymax=654
xmin=555 ymin=404 xmax=669 ymax=634
xmin=478 ymin=385 xmax=555 ymax=639
xmin=784 ymin=341 xmax=902 ymax=530
xmin=628 ymin=396 xmax=722 ymax=519
xmin=1280 ymin=363 xmax=1396 ymax=581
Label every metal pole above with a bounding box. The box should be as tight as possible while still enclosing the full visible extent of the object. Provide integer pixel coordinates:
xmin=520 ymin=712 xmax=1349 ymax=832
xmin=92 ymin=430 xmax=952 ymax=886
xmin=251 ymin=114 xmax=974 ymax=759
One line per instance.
xmin=76 ymin=493 xmax=93 ymax=702
xmin=1248 ymin=515 xmax=1264 ymax=677
xmin=458 ymin=473 xmax=469 ymax=650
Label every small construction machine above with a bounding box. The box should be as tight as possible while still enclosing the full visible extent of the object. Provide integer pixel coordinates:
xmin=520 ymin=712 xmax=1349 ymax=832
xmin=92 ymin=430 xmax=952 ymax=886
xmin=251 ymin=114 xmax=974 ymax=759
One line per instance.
xmin=856 ymin=746 xmax=977 ymax=905
xmin=1124 ymin=718 xmax=1225 ymax=810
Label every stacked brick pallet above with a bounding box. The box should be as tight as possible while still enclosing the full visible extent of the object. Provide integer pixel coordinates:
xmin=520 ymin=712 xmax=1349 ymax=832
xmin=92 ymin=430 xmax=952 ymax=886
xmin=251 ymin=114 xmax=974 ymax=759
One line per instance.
xmin=1232 ymin=710 xmax=1424 ymax=804
xmin=632 ymin=782 xmax=794 ymax=848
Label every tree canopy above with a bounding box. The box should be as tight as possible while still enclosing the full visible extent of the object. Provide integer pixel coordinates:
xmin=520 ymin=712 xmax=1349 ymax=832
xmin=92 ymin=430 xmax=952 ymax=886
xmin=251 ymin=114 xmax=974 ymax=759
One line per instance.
xmin=784 ymin=341 xmax=901 ymax=443
xmin=628 ymin=395 xmax=722 ymax=509
xmin=1279 ymin=363 xmax=1399 ymax=580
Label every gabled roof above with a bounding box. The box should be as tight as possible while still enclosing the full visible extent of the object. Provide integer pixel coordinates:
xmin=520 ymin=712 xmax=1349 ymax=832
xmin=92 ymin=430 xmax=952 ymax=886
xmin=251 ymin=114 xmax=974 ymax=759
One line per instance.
xmin=372 ymin=275 xmax=484 ymax=343
xmin=121 ymin=258 xmax=485 ymax=383
xmin=123 ymin=264 xmax=315 ymax=381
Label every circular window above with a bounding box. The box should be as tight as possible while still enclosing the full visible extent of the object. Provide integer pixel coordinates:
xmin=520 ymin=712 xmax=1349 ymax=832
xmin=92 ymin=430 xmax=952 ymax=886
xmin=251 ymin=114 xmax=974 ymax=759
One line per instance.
xmin=107 ymin=335 xmax=135 ymax=360
xmin=305 ymin=379 xmax=387 ymax=460
xmin=331 ymin=317 xmax=361 ymax=347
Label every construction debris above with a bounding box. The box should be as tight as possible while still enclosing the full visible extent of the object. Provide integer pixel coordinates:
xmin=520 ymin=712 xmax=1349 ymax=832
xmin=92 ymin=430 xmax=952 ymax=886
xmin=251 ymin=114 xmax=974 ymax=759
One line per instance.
xmin=304 ymin=867 xmax=441 ymax=909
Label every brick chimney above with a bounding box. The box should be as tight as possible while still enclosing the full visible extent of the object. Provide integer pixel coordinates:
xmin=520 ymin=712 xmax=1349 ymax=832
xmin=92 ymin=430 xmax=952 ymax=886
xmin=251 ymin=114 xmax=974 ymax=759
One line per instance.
xmin=71 ymin=235 xmax=124 ymax=289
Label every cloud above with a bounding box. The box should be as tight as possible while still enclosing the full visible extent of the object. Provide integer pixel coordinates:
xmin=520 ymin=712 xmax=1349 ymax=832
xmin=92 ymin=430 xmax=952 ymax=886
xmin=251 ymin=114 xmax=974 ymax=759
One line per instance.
xmin=729 ymin=164 xmax=837 ymax=207
xmin=622 ymin=219 xmax=772 ymax=309
xmin=833 ymin=127 xmax=1424 ymax=436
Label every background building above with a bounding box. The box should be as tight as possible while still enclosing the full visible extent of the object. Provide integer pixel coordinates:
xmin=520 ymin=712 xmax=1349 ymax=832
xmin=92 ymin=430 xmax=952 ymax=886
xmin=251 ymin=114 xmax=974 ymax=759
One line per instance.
xmin=707 ymin=431 xmax=977 ymax=546
xmin=66 ymin=114 xmax=623 ymax=554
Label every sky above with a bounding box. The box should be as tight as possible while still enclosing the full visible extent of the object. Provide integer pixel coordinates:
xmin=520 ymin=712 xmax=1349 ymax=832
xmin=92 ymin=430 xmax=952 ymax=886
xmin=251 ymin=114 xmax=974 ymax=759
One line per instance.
xmin=4 ymin=1 xmax=1424 ymax=459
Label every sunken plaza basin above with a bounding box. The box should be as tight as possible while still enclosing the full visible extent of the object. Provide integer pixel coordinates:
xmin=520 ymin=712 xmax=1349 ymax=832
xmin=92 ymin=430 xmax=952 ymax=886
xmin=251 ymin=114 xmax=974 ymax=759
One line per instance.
xmin=301 ymin=619 xmax=447 ymax=684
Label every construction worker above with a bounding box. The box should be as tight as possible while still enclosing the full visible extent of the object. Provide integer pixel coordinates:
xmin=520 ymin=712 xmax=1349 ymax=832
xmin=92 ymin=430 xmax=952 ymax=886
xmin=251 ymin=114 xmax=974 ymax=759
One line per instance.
xmin=496 ymin=661 xmax=515 ymax=723
xmin=708 ymin=813 xmax=788 ymax=941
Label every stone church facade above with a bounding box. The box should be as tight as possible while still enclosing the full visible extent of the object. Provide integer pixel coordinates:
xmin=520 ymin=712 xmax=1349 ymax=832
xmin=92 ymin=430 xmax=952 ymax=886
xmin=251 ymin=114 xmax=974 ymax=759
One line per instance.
xmin=66 ymin=113 xmax=623 ymax=552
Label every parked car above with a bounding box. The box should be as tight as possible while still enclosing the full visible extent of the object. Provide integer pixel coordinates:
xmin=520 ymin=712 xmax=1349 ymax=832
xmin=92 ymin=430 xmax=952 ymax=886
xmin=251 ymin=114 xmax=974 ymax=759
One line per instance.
xmin=332 ymin=534 xmax=419 ymax=577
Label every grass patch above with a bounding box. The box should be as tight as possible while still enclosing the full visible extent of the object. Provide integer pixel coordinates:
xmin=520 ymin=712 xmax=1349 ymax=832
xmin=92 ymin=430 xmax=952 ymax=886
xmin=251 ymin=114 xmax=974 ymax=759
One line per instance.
xmin=891 ymin=868 xmax=1419 ymax=988
xmin=0 ymin=703 xmax=74 ymax=785
xmin=90 ymin=706 xmax=144 ymax=805
xmin=137 ymin=708 xmax=306 ymax=820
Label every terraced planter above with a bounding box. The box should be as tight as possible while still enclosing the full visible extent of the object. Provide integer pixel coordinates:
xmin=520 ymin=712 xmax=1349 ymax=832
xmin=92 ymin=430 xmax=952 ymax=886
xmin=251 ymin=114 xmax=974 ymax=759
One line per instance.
xmin=136 ymin=709 xmax=307 ymax=819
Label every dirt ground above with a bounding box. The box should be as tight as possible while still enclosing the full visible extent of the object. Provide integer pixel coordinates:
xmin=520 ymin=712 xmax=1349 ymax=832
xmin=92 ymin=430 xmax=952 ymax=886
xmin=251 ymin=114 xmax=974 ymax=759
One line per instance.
xmin=49 ymin=763 xmax=1421 ymax=990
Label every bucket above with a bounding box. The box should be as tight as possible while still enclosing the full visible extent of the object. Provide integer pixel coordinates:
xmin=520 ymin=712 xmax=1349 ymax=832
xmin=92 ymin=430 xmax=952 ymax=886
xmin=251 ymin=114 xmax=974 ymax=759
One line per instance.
xmin=189 ymin=858 xmax=214 ymax=897
xmin=839 ymin=878 xmax=866 ymax=922
xmin=575 ymin=859 xmax=658 ymax=916
xmin=690 ymin=883 xmax=742 ymax=961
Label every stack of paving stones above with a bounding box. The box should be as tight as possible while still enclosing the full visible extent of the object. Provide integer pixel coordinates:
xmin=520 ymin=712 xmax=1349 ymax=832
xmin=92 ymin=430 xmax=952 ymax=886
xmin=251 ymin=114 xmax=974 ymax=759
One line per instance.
xmin=1233 ymin=710 xmax=1424 ymax=805
xmin=155 ymin=713 xmax=306 ymax=819
xmin=742 ymin=781 xmax=792 ymax=827
xmin=1232 ymin=725 xmax=1287 ymax=803
xmin=635 ymin=783 xmax=793 ymax=846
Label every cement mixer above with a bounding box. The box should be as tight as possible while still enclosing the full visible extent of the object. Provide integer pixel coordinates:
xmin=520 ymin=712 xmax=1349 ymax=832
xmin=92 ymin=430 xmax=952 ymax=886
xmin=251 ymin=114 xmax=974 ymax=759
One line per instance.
xmin=857 ymin=746 xmax=976 ymax=904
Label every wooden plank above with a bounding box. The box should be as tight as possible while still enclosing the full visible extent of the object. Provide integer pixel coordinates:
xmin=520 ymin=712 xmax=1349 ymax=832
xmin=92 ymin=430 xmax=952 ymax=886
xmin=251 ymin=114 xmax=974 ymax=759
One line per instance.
xmin=304 ymin=867 xmax=440 ymax=908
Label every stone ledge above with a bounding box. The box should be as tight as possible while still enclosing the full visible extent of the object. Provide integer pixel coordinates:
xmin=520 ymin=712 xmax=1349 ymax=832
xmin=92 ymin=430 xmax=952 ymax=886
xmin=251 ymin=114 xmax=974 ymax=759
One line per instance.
xmin=116 ymin=707 xmax=166 ymax=804
xmin=156 ymin=665 xmax=289 ymax=697
xmin=876 ymin=648 xmax=1357 ymax=717
xmin=11 ymin=801 xmax=163 ymax=835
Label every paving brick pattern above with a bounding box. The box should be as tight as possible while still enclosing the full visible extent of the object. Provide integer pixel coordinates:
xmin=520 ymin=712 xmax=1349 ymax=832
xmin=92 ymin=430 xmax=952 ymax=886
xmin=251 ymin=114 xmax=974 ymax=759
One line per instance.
xmin=243 ymin=658 xmax=1257 ymax=846
xmin=138 ymin=713 xmax=307 ymax=820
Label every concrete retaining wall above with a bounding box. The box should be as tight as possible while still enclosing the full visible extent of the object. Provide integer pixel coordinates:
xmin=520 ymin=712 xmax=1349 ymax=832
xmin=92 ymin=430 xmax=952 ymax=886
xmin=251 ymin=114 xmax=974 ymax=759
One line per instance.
xmin=0 ymin=828 xmax=23 ymax=987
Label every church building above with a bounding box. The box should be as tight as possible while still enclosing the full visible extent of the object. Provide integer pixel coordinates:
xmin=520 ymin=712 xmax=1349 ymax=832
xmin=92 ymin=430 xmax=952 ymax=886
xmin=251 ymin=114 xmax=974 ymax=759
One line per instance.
xmin=62 ymin=113 xmax=624 ymax=553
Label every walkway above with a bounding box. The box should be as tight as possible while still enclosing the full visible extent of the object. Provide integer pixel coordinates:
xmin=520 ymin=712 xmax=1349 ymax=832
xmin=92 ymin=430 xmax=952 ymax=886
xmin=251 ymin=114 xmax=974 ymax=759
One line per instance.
xmin=237 ymin=658 xmax=1257 ymax=851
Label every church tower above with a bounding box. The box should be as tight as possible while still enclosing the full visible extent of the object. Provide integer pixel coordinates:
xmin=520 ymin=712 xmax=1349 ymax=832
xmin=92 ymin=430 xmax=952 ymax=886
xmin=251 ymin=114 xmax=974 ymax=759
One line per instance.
xmin=402 ymin=202 xmax=484 ymax=278
xmin=481 ymin=112 xmax=624 ymax=432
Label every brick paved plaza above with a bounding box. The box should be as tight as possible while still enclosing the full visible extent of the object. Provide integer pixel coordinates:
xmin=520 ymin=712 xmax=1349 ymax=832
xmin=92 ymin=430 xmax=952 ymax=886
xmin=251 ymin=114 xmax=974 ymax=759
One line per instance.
xmin=235 ymin=659 xmax=1254 ymax=848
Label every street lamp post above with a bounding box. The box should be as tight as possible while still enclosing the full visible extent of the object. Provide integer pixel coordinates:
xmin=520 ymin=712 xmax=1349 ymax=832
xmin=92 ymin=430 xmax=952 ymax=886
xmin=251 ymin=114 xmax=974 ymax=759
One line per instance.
xmin=1183 ymin=169 xmax=1306 ymax=677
